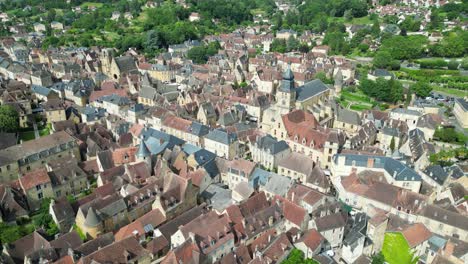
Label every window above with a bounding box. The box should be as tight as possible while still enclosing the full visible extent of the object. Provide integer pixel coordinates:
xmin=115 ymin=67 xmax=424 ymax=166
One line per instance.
xmin=56 ymin=190 xmax=61 ymax=197
xmin=329 ymin=149 xmax=332 ymax=154
xmin=6 ymin=165 xmax=10 ymax=171
xmin=27 ymin=166 xmax=30 ymax=171
xmin=36 ymin=185 xmax=41 ymax=191
xmin=38 ymin=193 xmax=43 ymax=199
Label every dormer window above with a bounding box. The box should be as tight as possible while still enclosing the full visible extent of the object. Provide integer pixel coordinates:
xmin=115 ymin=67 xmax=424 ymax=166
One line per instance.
xmin=294 ymin=135 xmax=298 ymax=142
xmin=302 ymin=138 xmax=306 ymax=145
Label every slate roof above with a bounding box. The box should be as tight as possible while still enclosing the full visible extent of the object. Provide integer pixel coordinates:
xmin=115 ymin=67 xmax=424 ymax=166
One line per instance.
xmin=205 ymin=128 xmax=237 ymax=145
xmin=114 ymin=56 xmax=137 ymax=73
xmin=296 ymin=79 xmax=329 ymax=102
xmin=254 ymin=135 xmax=289 ymax=155
xmin=337 ymin=153 xmax=421 ymax=182
xmin=424 ymin=165 xmax=449 ymax=185
xmin=31 ymin=84 xmax=51 ymax=96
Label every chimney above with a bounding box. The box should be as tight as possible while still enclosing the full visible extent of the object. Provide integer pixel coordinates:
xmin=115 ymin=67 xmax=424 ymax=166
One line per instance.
xmin=188 ymin=232 xmax=195 ymax=242
xmin=444 ymin=241 xmax=455 ymax=256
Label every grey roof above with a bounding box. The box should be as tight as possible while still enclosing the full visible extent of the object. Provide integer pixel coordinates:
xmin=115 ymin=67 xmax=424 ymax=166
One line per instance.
xmin=336 ymin=153 xmax=421 ymax=181
xmin=205 ymin=128 xmax=237 ymax=145
xmin=424 ymin=165 xmax=449 ymax=185
xmin=455 ymin=98 xmax=468 ymax=111
xmin=85 ymin=207 xmax=101 ymax=227
xmin=189 ymin=122 xmax=209 ymax=137
xmin=136 ymin=141 xmax=151 ymax=158
xmin=202 ymin=185 xmax=234 ymax=212
xmin=218 ymin=111 xmax=239 ymax=126
xmin=262 ymin=173 xmax=292 ymax=196
xmin=31 ymin=85 xmax=51 ymax=96
xmin=296 ymin=79 xmax=329 ymax=102
xmin=255 ymin=135 xmax=290 ymax=155
xmin=373 ymin=69 xmax=393 ymax=77
xmin=99 ymin=94 xmax=130 ymax=106
xmin=336 ymin=107 xmax=361 ymax=125
xmin=391 ymin=108 xmax=422 ymax=117
xmin=114 ymin=56 xmax=137 ymax=73
xmin=420 ymin=205 xmax=468 ymax=231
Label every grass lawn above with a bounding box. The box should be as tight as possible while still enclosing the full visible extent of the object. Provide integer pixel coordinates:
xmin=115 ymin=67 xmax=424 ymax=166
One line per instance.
xmin=80 ymin=2 xmax=104 ymax=8
xmin=432 ymin=86 xmax=468 ymax=98
xmin=350 ymin=103 xmax=373 ymax=111
xmin=339 ymin=88 xmax=377 ymax=111
xmin=382 ymin=232 xmax=418 ymax=264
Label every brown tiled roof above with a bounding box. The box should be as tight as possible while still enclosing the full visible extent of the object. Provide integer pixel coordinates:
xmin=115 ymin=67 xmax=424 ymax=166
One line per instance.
xmin=115 ymin=209 xmax=166 ymax=241
xmin=19 ymin=168 xmax=51 ymax=191
xmin=282 ymin=199 xmax=306 ymax=228
xmin=112 ymin=146 xmax=137 ymax=165
xmin=315 ymin=212 xmax=347 ymax=232
xmin=238 ymin=192 xmax=269 ymax=217
xmin=402 ymin=223 xmax=432 ymax=248
xmin=298 ymin=229 xmax=324 ymax=251
xmin=78 ymin=237 xmax=150 ymax=264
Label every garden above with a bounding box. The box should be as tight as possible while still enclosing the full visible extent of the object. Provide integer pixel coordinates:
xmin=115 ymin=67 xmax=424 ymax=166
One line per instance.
xmin=382 ymin=232 xmax=418 ymax=264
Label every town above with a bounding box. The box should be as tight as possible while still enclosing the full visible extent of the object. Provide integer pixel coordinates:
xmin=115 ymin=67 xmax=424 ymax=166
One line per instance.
xmin=0 ymin=0 xmax=467 ymax=263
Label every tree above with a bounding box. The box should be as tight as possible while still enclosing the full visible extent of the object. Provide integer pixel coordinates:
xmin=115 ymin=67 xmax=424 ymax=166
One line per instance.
xmin=271 ymin=38 xmax=287 ymax=53
xmin=371 ymin=252 xmax=385 ymax=264
xmin=410 ymin=82 xmax=432 ymax=98
xmin=371 ymin=20 xmax=380 ymax=37
xmin=373 ymin=51 xmax=393 ymax=69
xmin=0 ymin=105 xmax=19 ymax=132
xmin=286 ymin=36 xmax=299 ymax=52
xmin=448 ymin=60 xmax=460 ymax=70
xmin=390 ymin=136 xmax=396 ymax=152
xmin=144 ymin=30 xmax=161 ymax=56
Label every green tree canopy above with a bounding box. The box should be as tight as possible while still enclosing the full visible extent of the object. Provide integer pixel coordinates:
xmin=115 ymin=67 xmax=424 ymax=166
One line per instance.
xmin=0 ymin=105 xmax=19 ymax=133
xmin=410 ymin=82 xmax=432 ymax=98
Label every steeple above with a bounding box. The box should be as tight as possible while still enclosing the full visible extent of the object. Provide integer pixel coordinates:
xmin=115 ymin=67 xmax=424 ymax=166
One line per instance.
xmin=136 ymin=139 xmax=151 ymax=159
xmin=281 ymin=63 xmax=295 ymax=92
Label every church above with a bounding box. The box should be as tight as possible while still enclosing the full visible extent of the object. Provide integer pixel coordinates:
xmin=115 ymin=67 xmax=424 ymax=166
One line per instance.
xmin=261 ymin=65 xmax=331 ymax=133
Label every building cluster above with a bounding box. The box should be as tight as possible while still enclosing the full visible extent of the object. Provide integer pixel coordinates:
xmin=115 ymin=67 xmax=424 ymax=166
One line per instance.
xmin=0 ymin=12 xmax=467 ymax=264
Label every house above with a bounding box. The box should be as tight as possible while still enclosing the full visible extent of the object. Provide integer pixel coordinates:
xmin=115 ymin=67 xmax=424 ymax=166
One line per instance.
xmin=77 ymin=236 xmax=152 ymax=264
xmin=453 ymin=98 xmax=468 ymax=128
xmin=204 ymin=129 xmax=238 ymax=160
xmin=33 ymin=23 xmax=46 ymax=32
xmin=0 ymin=131 xmax=80 ymax=183
xmin=333 ymin=105 xmax=362 ymax=135
xmin=49 ymin=198 xmax=75 ymax=232
xmin=368 ymin=69 xmax=394 ymax=81
xmin=31 ymin=70 xmax=53 ymax=87
xmin=226 ymin=159 xmax=256 ymax=189
xmin=311 ymin=45 xmax=330 ymax=55
xmin=332 ymin=153 xmax=422 ymax=193
xmin=0 ymin=184 xmax=28 ymax=223
xmin=31 ymin=85 xmax=59 ymax=102
xmin=342 ymin=213 xmax=369 ymax=264
xmin=50 ymin=21 xmax=64 ymax=30
xmin=389 ymin=108 xmax=422 ymax=130
xmin=249 ymin=135 xmax=290 ymax=170
xmin=114 ymin=209 xmax=166 ymax=242
xmin=189 ymin=12 xmax=201 ymax=22
xmin=197 ymin=102 xmax=217 ymax=126
xmin=44 ymin=99 xmax=66 ymax=123
xmin=401 ymin=223 xmax=433 ymax=257
xmin=311 ymin=212 xmax=347 ymax=247
xmin=294 ymin=229 xmax=325 ymax=259
xmin=170 ymin=211 xmax=235 ymax=262
xmin=416 ymin=205 xmax=468 ymax=241
xmin=276 ymin=29 xmax=297 ymax=39
xmin=75 ymin=193 xmax=128 ymax=239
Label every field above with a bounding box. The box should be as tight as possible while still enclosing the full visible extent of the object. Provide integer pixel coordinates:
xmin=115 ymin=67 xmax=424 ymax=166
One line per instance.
xmin=382 ymin=232 xmax=418 ymax=264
